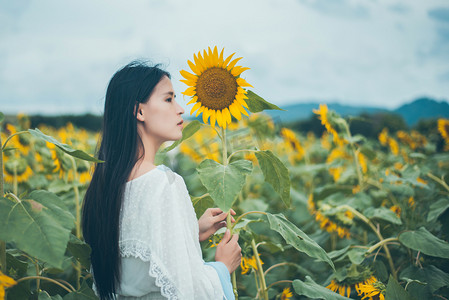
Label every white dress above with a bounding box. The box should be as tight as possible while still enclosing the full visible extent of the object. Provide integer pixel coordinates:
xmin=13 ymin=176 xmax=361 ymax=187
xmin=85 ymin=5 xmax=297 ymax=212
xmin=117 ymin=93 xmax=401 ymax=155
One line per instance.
xmin=115 ymin=164 xmax=226 ymax=300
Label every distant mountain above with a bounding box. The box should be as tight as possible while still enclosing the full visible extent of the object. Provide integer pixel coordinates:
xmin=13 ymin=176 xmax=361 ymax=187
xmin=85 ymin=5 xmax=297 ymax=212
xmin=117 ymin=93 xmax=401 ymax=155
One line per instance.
xmin=261 ymin=98 xmax=449 ymax=126
xmin=393 ymin=97 xmax=449 ymax=126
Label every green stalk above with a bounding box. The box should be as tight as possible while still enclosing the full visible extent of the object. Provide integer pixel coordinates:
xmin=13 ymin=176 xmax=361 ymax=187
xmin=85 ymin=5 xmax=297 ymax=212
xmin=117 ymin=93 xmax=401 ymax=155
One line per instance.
xmin=340 ymin=205 xmax=397 ymax=279
xmin=16 ymin=276 xmax=75 ymax=293
xmin=0 ymin=128 xmax=6 ymax=273
xmin=343 ymin=122 xmax=364 ymax=189
xmin=221 ymin=127 xmax=239 ymax=299
xmin=13 ymin=162 xmax=17 ymax=196
xmin=251 ymin=239 xmax=268 ymax=300
xmin=69 ymin=156 xmax=82 ymax=289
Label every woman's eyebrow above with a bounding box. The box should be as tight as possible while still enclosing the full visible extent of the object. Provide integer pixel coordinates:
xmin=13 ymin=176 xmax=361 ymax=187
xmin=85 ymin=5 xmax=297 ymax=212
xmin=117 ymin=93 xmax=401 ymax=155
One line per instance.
xmin=163 ymin=91 xmax=175 ymax=96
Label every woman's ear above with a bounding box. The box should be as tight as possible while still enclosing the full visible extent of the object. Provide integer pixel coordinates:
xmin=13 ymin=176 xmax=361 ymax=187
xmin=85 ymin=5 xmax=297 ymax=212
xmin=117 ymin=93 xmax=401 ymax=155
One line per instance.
xmin=135 ymin=103 xmax=145 ymax=122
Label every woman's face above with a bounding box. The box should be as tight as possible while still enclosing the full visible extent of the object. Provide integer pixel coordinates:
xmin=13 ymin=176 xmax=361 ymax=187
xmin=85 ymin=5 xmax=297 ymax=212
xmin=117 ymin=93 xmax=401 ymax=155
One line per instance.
xmin=136 ymin=76 xmax=184 ymax=145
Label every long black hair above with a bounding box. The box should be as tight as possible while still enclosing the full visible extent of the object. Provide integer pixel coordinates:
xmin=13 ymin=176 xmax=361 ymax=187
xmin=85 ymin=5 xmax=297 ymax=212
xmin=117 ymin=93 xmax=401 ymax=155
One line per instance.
xmin=82 ymin=61 xmax=170 ymax=300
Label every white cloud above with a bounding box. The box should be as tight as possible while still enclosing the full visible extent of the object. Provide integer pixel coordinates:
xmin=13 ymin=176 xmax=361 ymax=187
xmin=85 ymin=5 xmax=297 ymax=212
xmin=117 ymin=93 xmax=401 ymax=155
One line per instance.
xmin=0 ymin=0 xmax=448 ymax=115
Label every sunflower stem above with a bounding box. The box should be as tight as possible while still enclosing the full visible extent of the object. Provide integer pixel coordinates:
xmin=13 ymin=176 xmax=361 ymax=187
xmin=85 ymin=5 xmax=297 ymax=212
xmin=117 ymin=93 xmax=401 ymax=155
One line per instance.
xmin=1 ymin=130 xmax=29 ymax=150
xmin=251 ymin=239 xmax=268 ymax=300
xmin=69 ymin=155 xmax=82 ymax=290
xmin=0 ymin=126 xmax=4 ymax=272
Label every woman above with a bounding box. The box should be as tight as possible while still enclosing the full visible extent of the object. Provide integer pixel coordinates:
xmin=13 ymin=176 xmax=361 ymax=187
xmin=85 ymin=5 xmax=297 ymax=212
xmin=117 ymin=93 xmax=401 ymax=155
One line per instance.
xmin=82 ymin=61 xmax=242 ymax=300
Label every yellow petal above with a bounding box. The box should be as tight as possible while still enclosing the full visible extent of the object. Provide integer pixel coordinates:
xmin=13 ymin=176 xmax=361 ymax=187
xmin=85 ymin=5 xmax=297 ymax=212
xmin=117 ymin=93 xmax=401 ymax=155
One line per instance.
xmin=196 ymin=106 xmax=205 ymax=117
xmin=188 ymin=59 xmax=200 ymax=75
xmin=223 ymin=107 xmax=232 ymax=125
xmin=237 ymin=102 xmax=249 ymax=116
xmin=213 ymin=46 xmax=219 ymax=66
xmin=180 ymin=79 xmax=196 ymax=86
xmin=180 ymin=70 xmax=197 ymax=81
xmin=231 ymin=66 xmax=250 ymax=77
xmin=203 ymin=49 xmax=212 ymax=68
xmin=223 ymin=52 xmax=235 ymax=68
xmin=208 ymin=46 xmax=215 ymax=66
xmin=182 ymin=86 xmax=196 ymax=96
xmin=187 ymin=96 xmax=198 ymax=105
xmin=227 ymin=57 xmax=243 ymax=71
xmin=190 ymin=102 xmax=202 ymax=115
xmin=237 ymin=77 xmax=253 ymax=88
xmin=194 ymin=53 xmax=205 ymax=73
xmin=196 ymin=52 xmax=206 ymax=72
xmin=218 ymin=48 xmax=225 ymax=67
xmin=236 ymin=95 xmax=249 ymax=108
xmin=203 ymin=108 xmax=210 ymax=123
xmin=210 ymin=110 xmax=216 ymax=128
xmin=216 ymin=110 xmax=223 ymax=128
xmin=229 ymin=102 xmax=242 ymax=120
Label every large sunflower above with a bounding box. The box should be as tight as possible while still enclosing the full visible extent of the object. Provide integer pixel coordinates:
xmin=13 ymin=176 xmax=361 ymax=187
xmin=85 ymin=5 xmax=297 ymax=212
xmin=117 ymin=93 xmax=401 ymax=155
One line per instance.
xmin=180 ymin=46 xmax=252 ymax=129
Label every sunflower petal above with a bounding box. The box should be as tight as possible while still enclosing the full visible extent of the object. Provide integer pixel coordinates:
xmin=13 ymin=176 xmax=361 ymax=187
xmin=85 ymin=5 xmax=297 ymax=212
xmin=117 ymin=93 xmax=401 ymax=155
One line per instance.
xmin=227 ymin=57 xmax=243 ymax=71
xmin=188 ymin=59 xmax=200 ymax=75
xmin=223 ymin=107 xmax=232 ymax=125
xmin=203 ymin=49 xmax=212 ymax=68
xmin=237 ymin=102 xmax=249 ymax=116
xmin=180 ymin=70 xmax=197 ymax=81
xmin=210 ymin=110 xmax=216 ymax=128
xmin=231 ymin=66 xmax=250 ymax=77
xmin=216 ymin=110 xmax=223 ymax=128
xmin=202 ymin=108 xmax=210 ymax=123
xmin=187 ymin=96 xmax=198 ymax=105
xmin=213 ymin=46 xmax=219 ymax=66
xmin=236 ymin=95 xmax=249 ymax=108
xmin=190 ymin=102 xmax=202 ymax=115
xmin=218 ymin=48 xmax=225 ymax=67
xmin=229 ymin=102 xmax=242 ymax=120
xmin=196 ymin=52 xmax=206 ymax=71
xmin=182 ymin=86 xmax=196 ymax=96
xmin=223 ymin=53 xmax=235 ymax=68
xmin=237 ymin=77 xmax=253 ymax=88
xmin=180 ymin=79 xmax=196 ymax=86
xmin=194 ymin=53 xmax=205 ymax=73
xmin=196 ymin=106 xmax=205 ymax=117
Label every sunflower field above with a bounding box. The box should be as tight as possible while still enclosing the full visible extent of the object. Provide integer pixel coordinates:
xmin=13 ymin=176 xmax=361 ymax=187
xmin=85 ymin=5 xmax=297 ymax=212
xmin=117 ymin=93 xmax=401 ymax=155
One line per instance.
xmin=1 ymin=47 xmax=449 ymax=300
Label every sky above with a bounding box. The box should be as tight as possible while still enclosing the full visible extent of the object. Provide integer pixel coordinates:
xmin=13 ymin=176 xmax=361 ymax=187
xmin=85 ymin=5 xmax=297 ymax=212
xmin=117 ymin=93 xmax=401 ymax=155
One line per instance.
xmin=0 ymin=0 xmax=448 ymax=116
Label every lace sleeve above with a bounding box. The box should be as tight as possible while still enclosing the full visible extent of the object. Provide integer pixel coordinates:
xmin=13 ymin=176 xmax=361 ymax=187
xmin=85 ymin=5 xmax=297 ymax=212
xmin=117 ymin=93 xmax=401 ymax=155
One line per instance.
xmin=119 ymin=165 xmax=224 ymax=300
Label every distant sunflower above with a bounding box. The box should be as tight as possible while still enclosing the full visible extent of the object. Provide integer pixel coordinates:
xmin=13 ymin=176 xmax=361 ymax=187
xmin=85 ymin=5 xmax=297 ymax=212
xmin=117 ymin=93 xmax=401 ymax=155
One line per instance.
xmin=438 ymin=119 xmax=449 ymax=150
xmin=280 ymin=287 xmax=293 ymax=300
xmin=180 ymin=46 xmax=252 ymax=129
xmin=355 ymin=276 xmax=385 ymax=300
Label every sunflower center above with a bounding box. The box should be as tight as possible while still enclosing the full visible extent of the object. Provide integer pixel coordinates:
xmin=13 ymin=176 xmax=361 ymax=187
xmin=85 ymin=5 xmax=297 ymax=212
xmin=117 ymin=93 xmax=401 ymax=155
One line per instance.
xmin=196 ymin=67 xmax=237 ymax=110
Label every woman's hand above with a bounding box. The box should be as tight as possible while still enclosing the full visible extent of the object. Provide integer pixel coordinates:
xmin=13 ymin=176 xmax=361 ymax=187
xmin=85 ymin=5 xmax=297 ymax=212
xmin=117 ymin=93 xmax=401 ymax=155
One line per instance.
xmin=198 ymin=208 xmax=236 ymax=242
xmin=215 ymin=229 xmax=241 ymax=274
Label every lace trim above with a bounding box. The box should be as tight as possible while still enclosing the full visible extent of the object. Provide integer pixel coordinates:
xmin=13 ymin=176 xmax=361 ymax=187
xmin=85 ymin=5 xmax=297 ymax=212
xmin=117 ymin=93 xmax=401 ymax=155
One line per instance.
xmin=120 ymin=240 xmax=179 ymax=300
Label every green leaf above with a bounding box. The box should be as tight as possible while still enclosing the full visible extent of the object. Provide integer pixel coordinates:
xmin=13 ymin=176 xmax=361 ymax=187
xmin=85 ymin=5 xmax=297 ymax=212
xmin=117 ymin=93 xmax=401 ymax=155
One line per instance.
xmin=0 ymin=111 xmax=4 ymax=123
xmin=67 ymin=234 xmax=92 ymax=269
xmin=197 ymin=159 xmax=252 ymax=211
xmin=427 ymin=198 xmax=449 ymax=222
xmin=386 ymin=275 xmax=412 ymax=300
xmin=245 ymin=90 xmax=285 ymax=113
xmin=160 ymin=120 xmax=201 ymax=153
xmin=267 ymin=213 xmax=335 ymax=270
xmin=63 ymin=281 xmax=97 ymax=300
xmin=400 ymin=265 xmax=449 ymax=293
xmin=363 ymin=207 xmax=402 ymax=225
xmin=292 ymin=276 xmax=351 ymax=299
xmin=191 ymin=194 xmax=215 ymax=218
xmin=255 ymin=150 xmax=291 ymax=207
xmin=28 ymin=128 xmax=102 ymax=163
xmin=399 ymin=227 xmax=449 ymax=259
xmin=38 ymin=291 xmax=64 ymax=300
xmin=0 ymin=191 xmax=75 ymax=268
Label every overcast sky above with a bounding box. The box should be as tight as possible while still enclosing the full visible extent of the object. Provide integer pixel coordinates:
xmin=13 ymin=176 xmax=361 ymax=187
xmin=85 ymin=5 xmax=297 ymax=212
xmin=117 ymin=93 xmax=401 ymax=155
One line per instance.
xmin=1 ymin=0 xmax=448 ymax=115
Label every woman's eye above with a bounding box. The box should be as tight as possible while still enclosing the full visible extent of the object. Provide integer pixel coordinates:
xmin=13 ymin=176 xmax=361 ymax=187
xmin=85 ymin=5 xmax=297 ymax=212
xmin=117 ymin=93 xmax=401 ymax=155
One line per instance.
xmin=165 ymin=98 xmax=172 ymax=102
